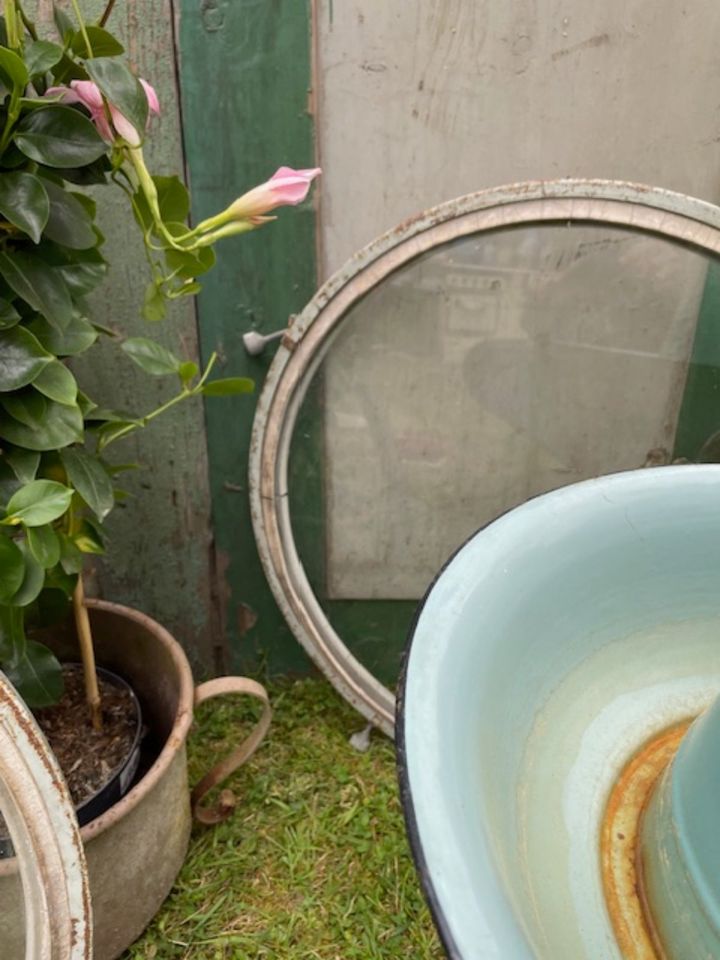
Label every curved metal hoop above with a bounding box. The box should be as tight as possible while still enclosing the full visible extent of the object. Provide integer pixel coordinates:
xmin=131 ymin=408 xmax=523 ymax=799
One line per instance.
xmin=0 ymin=672 xmax=92 ymax=960
xmin=249 ymin=179 xmax=720 ymax=737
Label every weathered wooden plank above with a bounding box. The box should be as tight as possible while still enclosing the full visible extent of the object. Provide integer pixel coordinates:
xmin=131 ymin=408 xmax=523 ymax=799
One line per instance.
xmin=316 ymin=0 xmax=720 ymax=274
xmin=30 ymin=0 xmax=218 ymax=676
xmin=178 ymin=0 xmax=317 ymax=674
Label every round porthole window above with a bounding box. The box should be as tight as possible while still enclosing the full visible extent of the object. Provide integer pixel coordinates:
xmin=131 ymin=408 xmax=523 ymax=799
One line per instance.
xmin=249 ymin=179 xmax=720 ymax=736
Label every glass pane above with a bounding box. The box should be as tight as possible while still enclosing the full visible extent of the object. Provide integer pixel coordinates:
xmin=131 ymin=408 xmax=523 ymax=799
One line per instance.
xmin=289 ymin=222 xmax=720 ymax=684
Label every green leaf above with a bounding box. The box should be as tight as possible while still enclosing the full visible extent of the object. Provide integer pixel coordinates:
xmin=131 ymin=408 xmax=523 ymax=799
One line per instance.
xmin=0 ymin=299 xmax=21 ymax=330
xmin=76 ymin=391 xmax=96 ymax=417
xmin=2 ymin=389 xmax=46 ymax=427
xmin=3 ymin=636 xmax=63 ymax=707
xmin=0 ymin=172 xmax=50 ymax=243
xmin=0 ymin=538 xmax=25 ymax=602
xmin=53 ymin=3 xmax=74 ymax=42
xmin=0 ymin=393 xmax=83 ymax=450
xmin=32 ymin=360 xmax=78 ymax=405
xmin=142 ymin=282 xmax=166 ymax=322
xmin=201 ymin=377 xmax=255 ymax=397
xmin=0 ymin=461 xmax=20 ymax=504
xmin=90 ymin=320 xmax=115 ymax=337
xmin=164 ymin=245 xmax=216 ymax=281
xmin=47 ymin=155 xmax=110 ymax=187
xmin=42 ymin=566 xmax=76 ymax=597
xmin=41 ymin=179 xmax=96 ymax=249
xmin=178 ymin=361 xmax=199 ymax=386
xmin=84 ymin=406 xmax=137 ymax=423
xmin=24 ymin=40 xmax=64 ymax=77
xmin=58 ymin=531 xmax=83 ymax=574
xmin=95 ymin=420 xmax=137 ymax=451
xmin=50 ymin=52 xmax=87 ymax=85
xmin=27 ymin=585 xmax=72 ymax=626
xmin=159 ymin=176 xmax=190 ymax=218
xmin=134 ymin=175 xmax=189 ymax=231
xmin=4 ymin=479 xmax=73 ymax=526
xmin=85 ymin=57 xmax=148 ymax=142
xmin=0 ymin=326 xmax=52 ymax=392
xmin=0 ymin=250 xmax=73 ymax=331
xmin=27 ymin=312 xmax=97 ymax=357
xmin=15 ymin=105 xmax=107 ymax=168
xmin=73 ymin=519 xmax=105 ymax=554
xmin=60 ymin=447 xmax=113 ymax=520
xmin=175 ymin=281 xmax=201 ymax=298
xmin=27 ymin=524 xmax=61 ymax=569
xmin=4 ymin=447 xmax=40 ymax=484
xmin=0 ymin=48 xmax=28 ymax=91
xmin=122 ymin=337 xmax=180 ymax=375
xmin=0 ymin=142 xmax=26 ymax=170
xmin=70 ymin=25 xmax=124 ymax=57
xmin=9 ymin=541 xmax=44 ymax=606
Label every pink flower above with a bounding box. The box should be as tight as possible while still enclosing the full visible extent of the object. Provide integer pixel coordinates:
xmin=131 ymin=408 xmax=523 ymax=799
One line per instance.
xmin=228 ymin=167 xmax=321 ymax=222
xmin=45 ymin=78 xmax=160 ymax=147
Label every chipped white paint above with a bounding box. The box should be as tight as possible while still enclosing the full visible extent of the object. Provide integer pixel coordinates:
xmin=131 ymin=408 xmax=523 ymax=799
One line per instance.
xmin=0 ymin=672 xmax=91 ymax=960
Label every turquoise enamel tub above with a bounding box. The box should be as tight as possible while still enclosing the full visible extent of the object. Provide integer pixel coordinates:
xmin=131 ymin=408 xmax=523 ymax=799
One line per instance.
xmin=397 ymin=466 xmax=720 ymax=959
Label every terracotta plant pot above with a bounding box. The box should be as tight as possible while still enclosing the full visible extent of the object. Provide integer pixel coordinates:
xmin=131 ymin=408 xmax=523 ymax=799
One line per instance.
xmin=0 ymin=599 xmax=271 ymax=960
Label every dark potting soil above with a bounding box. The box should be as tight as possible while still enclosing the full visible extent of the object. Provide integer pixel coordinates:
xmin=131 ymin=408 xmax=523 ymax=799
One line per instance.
xmin=34 ymin=664 xmax=139 ymax=807
xmin=0 ymin=665 xmax=140 ymax=852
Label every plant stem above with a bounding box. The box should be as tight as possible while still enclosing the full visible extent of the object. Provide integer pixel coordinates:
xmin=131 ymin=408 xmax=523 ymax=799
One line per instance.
xmin=70 ymin=0 xmax=93 ymax=57
xmin=72 ymin=575 xmax=103 ymax=731
xmin=127 ymin=147 xmax=202 ymax=249
xmin=15 ymin=0 xmax=37 ymax=40
xmin=3 ymin=0 xmax=19 ymax=49
xmin=98 ymin=0 xmax=116 ymax=26
xmin=99 ymin=352 xmax=219 ymax=451
xmin=196 ymin=350 xmax=218 ymax=387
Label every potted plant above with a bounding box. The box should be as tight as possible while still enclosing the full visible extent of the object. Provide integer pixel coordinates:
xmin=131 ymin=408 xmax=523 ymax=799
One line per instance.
xmin=0 ymin=1 xmax=320 ymax=956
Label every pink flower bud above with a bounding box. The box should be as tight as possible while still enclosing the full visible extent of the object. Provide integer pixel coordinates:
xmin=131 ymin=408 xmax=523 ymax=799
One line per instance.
xmin=228 ymin=167 xmax=321 ymax=220
xmin=45 ymin=78 xmax=160 ymax=146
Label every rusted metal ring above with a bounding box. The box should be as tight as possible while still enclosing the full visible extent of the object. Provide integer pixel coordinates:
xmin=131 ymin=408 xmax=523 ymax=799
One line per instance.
xmin=0 ymin=671 xmax=92 ymax=960
xmin=249 ymin=179 xmax=720 ymax=737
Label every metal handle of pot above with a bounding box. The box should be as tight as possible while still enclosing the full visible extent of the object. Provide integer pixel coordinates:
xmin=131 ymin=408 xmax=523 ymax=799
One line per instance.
xmin=190 ymin=677 xmax=272 ymax=825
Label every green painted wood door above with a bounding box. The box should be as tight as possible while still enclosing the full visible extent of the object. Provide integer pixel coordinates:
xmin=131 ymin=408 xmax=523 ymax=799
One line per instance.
xmin=178 ymin=0 xmax=318 ymax=676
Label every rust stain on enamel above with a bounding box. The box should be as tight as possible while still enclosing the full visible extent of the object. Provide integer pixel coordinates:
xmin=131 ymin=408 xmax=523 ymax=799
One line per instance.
xmin=601 ymin=722 xmax=690 ymax=960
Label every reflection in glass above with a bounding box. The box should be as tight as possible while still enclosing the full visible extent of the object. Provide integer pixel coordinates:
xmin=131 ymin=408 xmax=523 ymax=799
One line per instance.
xmin=289 ymin=223 xmax=720 ymax=682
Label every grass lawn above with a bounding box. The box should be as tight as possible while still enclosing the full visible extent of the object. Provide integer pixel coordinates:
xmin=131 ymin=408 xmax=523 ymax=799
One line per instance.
xmin=123 ymin=677 xmax=443 ymax=959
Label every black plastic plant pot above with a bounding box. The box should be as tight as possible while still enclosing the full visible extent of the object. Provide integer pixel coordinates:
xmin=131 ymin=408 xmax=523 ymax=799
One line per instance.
xmin=75 ymin=666 xmax=144 ymax=826
xmin=0 ymin=665 xmax=143 ymax=859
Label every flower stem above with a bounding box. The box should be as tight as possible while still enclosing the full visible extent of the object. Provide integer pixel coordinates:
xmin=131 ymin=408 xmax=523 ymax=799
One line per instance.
xmin=73 ymin=575 xmax=103 ymax=732
xmin=127 ymin=147 xmax=197 ymax=250
xmin=98 ymin=352 xmax=219 ymax=451
xmin=70 ymin=0 xmax=93 ymax=57
xmin=98 ymin=0 xmax=117 ymax=26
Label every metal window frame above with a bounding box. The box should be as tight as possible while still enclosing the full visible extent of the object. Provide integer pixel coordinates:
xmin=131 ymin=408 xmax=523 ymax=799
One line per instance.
xmin=249 ymin=178 xmax=720 ymax=737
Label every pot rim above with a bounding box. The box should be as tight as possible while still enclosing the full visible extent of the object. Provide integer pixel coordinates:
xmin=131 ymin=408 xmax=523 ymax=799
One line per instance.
xmin=0 ymin=598 xmax=194 ymax=878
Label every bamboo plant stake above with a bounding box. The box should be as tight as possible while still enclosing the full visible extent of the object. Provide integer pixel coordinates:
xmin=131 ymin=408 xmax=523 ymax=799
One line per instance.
xmin=72 ymin=576 xmax=102 ymax=731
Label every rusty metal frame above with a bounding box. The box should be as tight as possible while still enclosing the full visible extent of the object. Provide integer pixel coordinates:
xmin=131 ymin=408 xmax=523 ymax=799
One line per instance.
xmin=248 ymin=178 xmax=720 ymax=737
xmin=0 ymin=671 xmax=92 ymax=960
